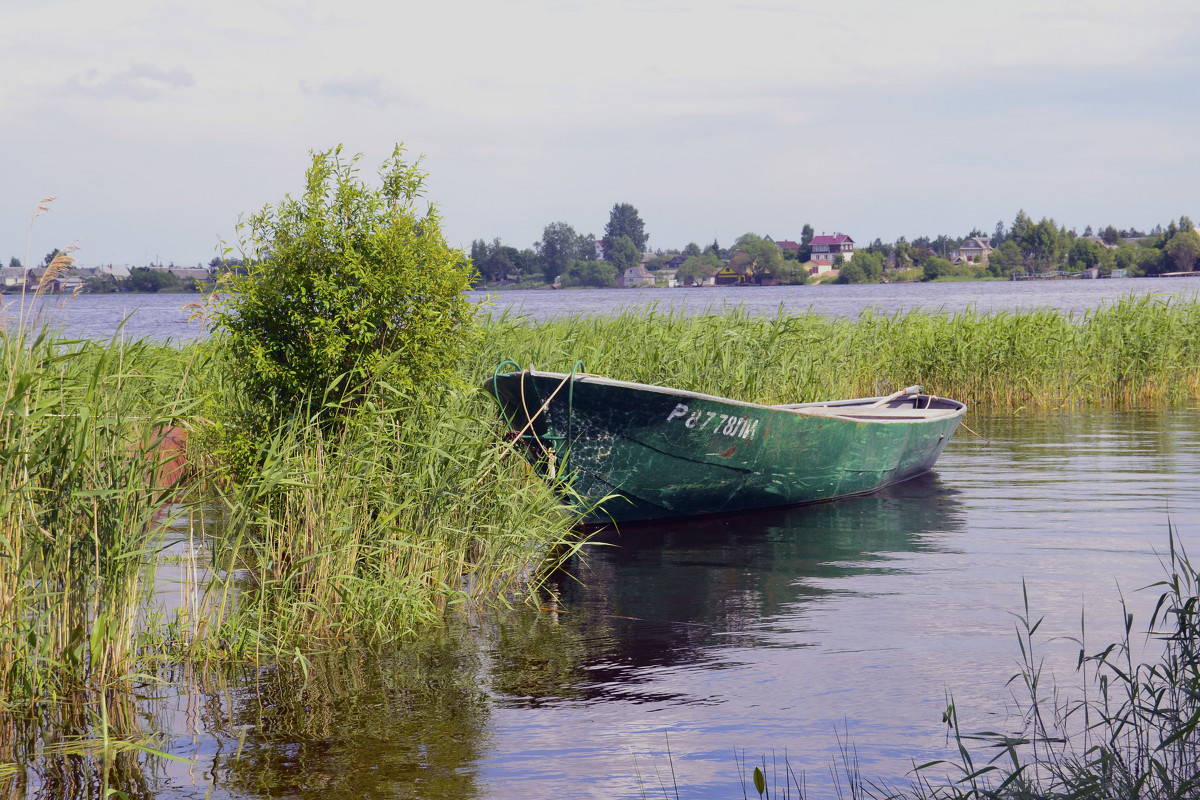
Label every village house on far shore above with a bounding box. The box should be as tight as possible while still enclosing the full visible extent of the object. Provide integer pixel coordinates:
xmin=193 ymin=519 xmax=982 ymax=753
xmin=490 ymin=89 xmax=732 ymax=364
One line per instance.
xmin=952 ymin=237 xmax=992 ymax=266
xmin=769 ymin=237 xmax=801 ymax=258
xmin=619 ymin=264 xmax=656 ymax=288
xmin=807 ymin=234 xmax=854 ymax=277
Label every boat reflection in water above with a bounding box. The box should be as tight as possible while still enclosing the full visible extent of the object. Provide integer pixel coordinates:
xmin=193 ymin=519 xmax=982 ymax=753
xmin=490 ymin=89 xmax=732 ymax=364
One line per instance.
xmin=488 ymin=472 xmax=966 ymax=708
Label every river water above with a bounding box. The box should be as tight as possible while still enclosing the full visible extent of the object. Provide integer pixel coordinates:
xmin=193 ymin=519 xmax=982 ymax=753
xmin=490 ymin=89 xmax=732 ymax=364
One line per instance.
xmin=8 ymin=282 xmax=1200 ymax=798
xmin=135 ymin=407 xmax=1197 ymax=800
xmin=4 ymin=275 xmax=1200 ymax=340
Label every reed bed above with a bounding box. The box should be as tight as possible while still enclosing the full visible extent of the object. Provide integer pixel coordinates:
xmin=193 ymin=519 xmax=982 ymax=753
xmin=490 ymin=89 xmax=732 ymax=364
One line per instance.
xmin=191 ymin=383 xmax=582 ymax=657
xmin=474 ymin=295 xmax=1200 ymax=409
xmin=0 ymin=326 xmax=580 ymax=794
xmin=0 ymin=328 xmax=203 ymax=709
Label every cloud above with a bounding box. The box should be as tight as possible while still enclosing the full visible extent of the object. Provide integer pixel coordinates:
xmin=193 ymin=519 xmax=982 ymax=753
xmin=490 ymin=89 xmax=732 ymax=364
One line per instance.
xmin=64 ymin=64 xmax=195 ymax=101
xmin=299 ymin=76 xmax=413 ymax=109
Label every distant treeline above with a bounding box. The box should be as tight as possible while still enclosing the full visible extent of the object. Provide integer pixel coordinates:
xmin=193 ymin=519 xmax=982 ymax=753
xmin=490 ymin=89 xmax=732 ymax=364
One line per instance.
xmin=470 ymin=208 xmax=1200 ymax=286
xmin=2 ymin=252 xmax=251 ymax=293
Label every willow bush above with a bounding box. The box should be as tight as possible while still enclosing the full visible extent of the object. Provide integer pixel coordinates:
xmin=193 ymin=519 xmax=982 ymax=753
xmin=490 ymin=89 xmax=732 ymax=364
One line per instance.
xmin=473 ymin=295 xmax=1200 ymax=408
xmin=211 ymin=145 xmax=477 ymax=427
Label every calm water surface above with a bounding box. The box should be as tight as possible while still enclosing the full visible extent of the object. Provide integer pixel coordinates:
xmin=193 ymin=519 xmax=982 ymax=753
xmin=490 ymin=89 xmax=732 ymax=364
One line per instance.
xmin=4 ymin=276 xmax=1200 ymax=340
xmin=139 ymin=407 xmax=1200 ymax=800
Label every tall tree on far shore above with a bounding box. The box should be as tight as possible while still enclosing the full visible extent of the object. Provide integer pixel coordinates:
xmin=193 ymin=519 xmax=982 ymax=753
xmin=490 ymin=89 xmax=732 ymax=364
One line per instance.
xmin=606 ymin=235 xmax=640 ymax=271
xmin=729 ymin=233 xmax=783 ymax=284
xmin=537 ymin=221 xmax=585 ymax=284
xmin=603 ymin=203 xmax=647 ymax=256
xmin=799 ymin=223 xmax=814 ymax=261
xmin=1165 ymin=228 xmax=1200 ymax=272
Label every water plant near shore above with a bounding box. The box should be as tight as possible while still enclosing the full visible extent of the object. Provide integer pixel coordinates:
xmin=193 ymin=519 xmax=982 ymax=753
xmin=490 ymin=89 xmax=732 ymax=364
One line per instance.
xmin=906 ymin=527 xmax=1200 ymax=799
xmin=0 ymin=328 xmax=203 ymax=709
xmin=475 ymin=295 xmax=1200 ymax=409
xmin=192 ymin=385 xmax=581 ymax=656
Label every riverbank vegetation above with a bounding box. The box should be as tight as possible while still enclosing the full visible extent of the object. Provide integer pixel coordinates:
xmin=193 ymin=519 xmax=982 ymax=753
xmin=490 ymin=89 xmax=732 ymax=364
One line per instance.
xmin=0 ymin=150 xmax=583 ymax=795
xmin=469 ymin=208 xmax=1200 ymax=288
xmin=476 ymin=294 xmax=1200 ymax=409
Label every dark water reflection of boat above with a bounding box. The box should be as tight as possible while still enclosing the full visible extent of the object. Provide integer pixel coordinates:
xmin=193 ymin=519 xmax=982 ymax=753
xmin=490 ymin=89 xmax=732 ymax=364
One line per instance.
xmin=487 ymin=474 xmax=966 ymax=707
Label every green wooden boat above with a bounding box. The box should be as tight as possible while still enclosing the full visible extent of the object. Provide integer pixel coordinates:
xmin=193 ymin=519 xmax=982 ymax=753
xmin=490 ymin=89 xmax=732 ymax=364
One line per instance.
xmin=484 ymin=364 xmax=966 ymax=524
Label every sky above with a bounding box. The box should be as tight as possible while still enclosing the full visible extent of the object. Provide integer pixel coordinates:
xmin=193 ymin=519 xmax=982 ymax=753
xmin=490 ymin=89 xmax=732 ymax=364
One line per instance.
xmin=3 ymin=0 xmax=1199 ymax=267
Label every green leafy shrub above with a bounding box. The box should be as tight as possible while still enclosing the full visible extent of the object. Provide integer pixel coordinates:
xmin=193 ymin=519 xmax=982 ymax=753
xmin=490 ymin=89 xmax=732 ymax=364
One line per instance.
xmin=212 ymin=145 xmax=478 ymax=424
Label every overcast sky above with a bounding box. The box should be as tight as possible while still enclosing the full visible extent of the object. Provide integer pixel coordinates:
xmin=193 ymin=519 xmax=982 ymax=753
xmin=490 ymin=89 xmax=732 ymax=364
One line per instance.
xmin=3 ymin=0 xmax=1198 ymax=267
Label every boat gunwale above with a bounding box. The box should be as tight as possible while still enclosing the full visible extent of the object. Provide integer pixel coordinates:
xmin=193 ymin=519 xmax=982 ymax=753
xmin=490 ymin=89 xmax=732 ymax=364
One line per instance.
xmin=498 ymin=370 xmax=967 ymax=424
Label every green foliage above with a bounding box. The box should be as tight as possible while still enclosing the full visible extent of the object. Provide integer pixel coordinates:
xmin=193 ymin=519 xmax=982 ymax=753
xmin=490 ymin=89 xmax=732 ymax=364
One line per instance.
xmin=471 ymin=237 xmax=539 ymax=283
xmin=1069 ymin=237 xmax=1106 ymax=270
xmin=836 ymin=251 xmax=883 ymax=284
xmin=677 ymin=253 xmax=721 ymax=286
xmin=213 ymin=146 xmax=477 ymax=419
xmin=770 ymin=259 xmax=809 ymax=285
xmin=1 ymin=330 xmax=204 ymax=708
xmin=537 ymin=221 xmax=589 ymax=284
xmin=603 ymin=203 xmax=648 ymax=253
xmin=922 ymin=256 xmax=953 ymax=281
xmin=1136 ymin=246 xmax=1167 ymax=276
xmin=1165 ymin=228 xmax=1200 ymax=272
xmin=1113 ymin=245 xmax=1136 ymax=272
xmin=474 ymin=296 xmax=1200 ymax=409
xmin=987 ymin=240 xmax=1024 ymax=277
xmin=729 ymin=233 xmax=783 ymax=284
xmin=204 ymin=387 xmax=579 ymax=649
xmin=892 ymin=240 xmax=915 ymax=270
xmin=125 ymin=266 xmax=182 ymax=293
xmin=605 ymin=235 xmax=640 ymax=271
xmin=561 ymin=259 xmax=616 ymax=288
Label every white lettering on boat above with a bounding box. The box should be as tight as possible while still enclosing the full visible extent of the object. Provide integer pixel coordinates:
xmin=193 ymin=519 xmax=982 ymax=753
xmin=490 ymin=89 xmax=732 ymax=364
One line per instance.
xmin=666 ymin=406 xmax=760 ymax=441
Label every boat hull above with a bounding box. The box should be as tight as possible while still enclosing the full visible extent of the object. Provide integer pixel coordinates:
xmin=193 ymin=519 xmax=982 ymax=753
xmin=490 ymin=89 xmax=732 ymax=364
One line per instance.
xmin=485 ymin=371 xmax=966 ymax=524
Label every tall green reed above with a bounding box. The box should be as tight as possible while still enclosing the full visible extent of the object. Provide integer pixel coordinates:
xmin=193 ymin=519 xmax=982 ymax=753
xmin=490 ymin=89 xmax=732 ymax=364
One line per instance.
xmin=0 ymin=327 xmax=203 ymax=709
xmin=912 ymin=526 xmax=1200 ymax=799
xmin=474 ymin=295 xmax=1200 ymax=408
xmin=192 ymin=378 xmax=582 ymax=657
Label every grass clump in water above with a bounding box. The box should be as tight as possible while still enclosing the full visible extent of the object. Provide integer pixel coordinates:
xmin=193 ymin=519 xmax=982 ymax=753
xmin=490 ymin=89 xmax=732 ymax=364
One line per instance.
xmin=909 ymin=526 xmax=1200 ymax=799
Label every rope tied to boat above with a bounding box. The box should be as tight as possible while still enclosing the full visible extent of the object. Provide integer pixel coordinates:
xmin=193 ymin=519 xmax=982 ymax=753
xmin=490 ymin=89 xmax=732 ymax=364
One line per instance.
xmin=490 ymin=359 xmax=584 ymax=479
xmin=958 ymin=420 xmax=991 ymax=445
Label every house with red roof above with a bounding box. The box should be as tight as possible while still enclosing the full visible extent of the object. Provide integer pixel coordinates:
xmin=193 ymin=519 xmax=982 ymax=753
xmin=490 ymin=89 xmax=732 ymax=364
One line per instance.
xmin=809 ymin=234 xmax=855 ymax=262
xmin=769 ymin=238 xmax=801 ymax=256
